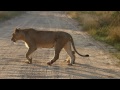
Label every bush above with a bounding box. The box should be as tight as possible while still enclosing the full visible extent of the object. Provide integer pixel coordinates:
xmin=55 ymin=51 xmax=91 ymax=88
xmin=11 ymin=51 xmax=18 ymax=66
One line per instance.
xmin=67 ymin=11 xmax=120 ymax=59
xmin=107 ymin=26 xmax=120 ymax=43
xmin=0 ymin=11 xmax=25 ymax=21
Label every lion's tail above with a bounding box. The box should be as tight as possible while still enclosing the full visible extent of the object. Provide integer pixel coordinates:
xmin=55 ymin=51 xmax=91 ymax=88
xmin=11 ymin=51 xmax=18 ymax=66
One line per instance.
xmin=70 ymin=36 xmax=89 ymax=57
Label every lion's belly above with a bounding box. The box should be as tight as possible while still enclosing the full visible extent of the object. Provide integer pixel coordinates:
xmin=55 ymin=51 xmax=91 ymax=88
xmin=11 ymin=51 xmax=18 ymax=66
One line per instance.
xmin=35 ymin=39 xmax=56 ymax=48
xmin=37 ymin=43 xmax=55 ymax=48
xmin=24 ymin=42 xmax=55 ymax=49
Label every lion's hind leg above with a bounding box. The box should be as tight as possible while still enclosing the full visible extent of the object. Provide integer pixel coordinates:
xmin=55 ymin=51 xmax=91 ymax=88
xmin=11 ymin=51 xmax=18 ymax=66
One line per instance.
xmin=65 ymin=51 xmax=75 ymax=64
xmin=47 ymin=39 xmax=68 ymax=66
xmin=64 ymin=41 xmax=75 ymax=65
xmin=47 ymin=42 xmax=63 ymax=66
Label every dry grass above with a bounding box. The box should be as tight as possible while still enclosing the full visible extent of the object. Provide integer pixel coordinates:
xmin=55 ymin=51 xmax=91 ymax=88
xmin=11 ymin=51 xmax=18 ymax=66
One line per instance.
xmin=108 ymin=26 xmax=120 ymax=43
xmin=67 ymin=11 xmax=120 ymax=60
xmin=0 ymin=11 xmax=25 ymax=21
xmin=67 ymin=12 xmax=100 ymax=31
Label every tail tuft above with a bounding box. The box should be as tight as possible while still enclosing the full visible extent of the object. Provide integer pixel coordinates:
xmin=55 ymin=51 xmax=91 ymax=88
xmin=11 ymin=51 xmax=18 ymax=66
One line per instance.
xmin=85 ymin=54 xmax=89 ymax=57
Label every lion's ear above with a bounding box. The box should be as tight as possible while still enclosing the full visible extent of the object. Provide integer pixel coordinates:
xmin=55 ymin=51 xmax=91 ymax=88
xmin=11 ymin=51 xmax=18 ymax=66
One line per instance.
xmin=15 ymin=28 xmax=20 ymax=33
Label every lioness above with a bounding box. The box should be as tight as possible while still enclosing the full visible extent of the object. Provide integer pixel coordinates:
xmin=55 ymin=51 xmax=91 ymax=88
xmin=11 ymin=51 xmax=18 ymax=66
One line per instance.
xmin=11 ymin=28 xmax=89 ymax=65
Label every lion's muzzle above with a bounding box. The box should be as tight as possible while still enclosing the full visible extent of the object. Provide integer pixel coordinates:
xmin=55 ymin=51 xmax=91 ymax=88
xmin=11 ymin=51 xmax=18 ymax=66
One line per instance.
xmin=11 ymin=37 xmax=16 ymax=42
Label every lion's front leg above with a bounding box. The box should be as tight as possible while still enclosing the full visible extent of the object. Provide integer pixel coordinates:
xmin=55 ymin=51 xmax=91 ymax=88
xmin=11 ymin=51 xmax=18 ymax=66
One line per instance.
xmin=26 ymin=47 xmax=37 ymax=64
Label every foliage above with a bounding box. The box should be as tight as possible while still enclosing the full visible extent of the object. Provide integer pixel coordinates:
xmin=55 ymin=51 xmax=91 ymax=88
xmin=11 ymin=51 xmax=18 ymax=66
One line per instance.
xmin=67 ymin=11 xmax=120 ymax=59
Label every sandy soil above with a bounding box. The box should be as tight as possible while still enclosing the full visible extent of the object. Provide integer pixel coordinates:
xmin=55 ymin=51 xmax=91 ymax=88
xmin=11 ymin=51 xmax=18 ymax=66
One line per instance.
xmin=0 ymin=11 xmax=120 ymax=79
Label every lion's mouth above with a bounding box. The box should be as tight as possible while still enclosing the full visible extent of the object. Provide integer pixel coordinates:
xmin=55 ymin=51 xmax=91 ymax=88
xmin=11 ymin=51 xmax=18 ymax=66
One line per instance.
xmin=11 ymin=38 xmax=16 ymax=42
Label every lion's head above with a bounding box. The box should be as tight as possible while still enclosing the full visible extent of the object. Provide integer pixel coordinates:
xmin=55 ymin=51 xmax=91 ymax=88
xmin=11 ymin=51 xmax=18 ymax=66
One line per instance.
xmin=11 ymin=28 xmax=25 ymax=42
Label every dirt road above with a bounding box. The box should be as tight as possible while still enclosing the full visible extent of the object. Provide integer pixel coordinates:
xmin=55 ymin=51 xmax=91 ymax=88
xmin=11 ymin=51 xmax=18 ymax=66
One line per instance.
xmin=0 ymin=11 xmax=120 ymax=79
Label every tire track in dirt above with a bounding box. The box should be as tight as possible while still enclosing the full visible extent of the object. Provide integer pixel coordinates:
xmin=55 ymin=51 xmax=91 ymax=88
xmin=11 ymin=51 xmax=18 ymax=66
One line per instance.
xmin=0 ymin=11 xmax=120 ymax=79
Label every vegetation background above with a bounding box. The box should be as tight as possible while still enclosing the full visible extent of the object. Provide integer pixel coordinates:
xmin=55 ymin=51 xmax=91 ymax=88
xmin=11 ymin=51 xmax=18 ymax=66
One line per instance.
xmin=67 ymin=11 xmax=120 ymax=59
xmin=0 ymin=11 xmax=25 ymax=21
xmin=0 ymin=11 xmax=120 ymax=60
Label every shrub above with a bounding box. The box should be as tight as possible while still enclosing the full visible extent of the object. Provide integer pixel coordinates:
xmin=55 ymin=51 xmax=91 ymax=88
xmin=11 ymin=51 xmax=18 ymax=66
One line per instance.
xmin=0 ymin=11 xmax=25 ymax=21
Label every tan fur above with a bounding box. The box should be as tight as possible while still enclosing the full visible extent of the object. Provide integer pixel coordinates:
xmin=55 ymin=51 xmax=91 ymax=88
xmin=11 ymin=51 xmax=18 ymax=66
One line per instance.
xmin=65 ymin=51 xmax=75 ymax=64
xmin=11 ymin=28 xmax=89 ymax=66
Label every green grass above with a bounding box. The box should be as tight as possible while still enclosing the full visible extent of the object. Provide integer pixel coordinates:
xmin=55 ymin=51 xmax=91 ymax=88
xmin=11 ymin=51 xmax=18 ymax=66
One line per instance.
xmin=67 ymin=11 xmax=120 ymax=60
xmin=0 ymin=11 xmax=25 ymax=21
